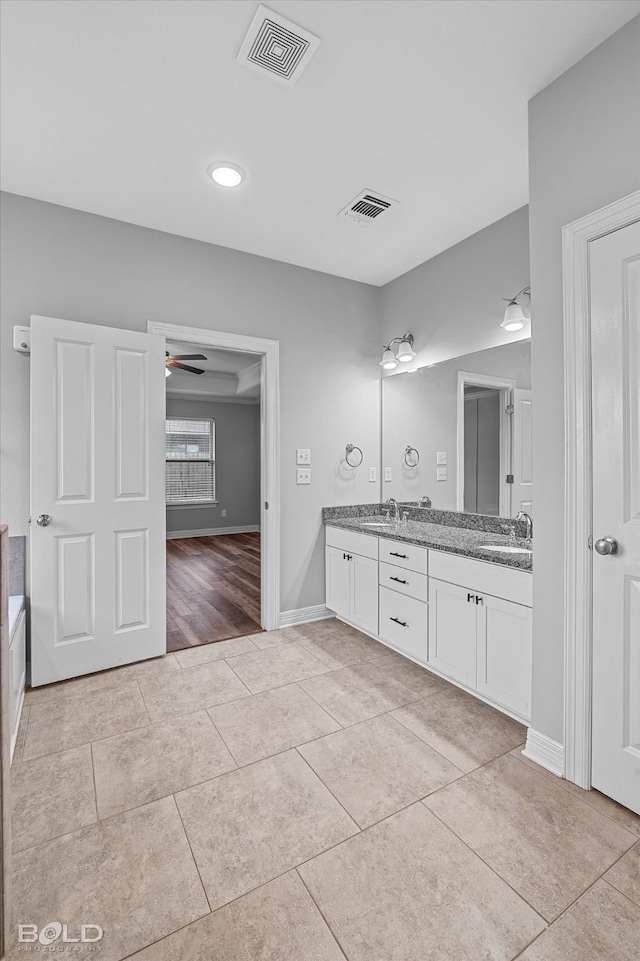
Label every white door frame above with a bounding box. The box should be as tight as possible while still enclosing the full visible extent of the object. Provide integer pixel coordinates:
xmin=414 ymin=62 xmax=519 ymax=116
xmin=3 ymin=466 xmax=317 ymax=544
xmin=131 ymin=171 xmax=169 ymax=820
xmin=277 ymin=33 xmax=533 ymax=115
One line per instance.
xmin=456 ymin=370 xmax=515 ymax=516
xmin=562 ymin=189 xmax=640 ymax=788
xmin=148 ymin=321 xmax=280 ymax=632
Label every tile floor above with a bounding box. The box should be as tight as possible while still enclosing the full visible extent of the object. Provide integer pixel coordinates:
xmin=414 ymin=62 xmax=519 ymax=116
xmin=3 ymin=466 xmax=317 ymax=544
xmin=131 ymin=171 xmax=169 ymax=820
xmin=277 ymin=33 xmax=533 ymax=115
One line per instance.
xmin=9 ymin=620 xmax=640 ymax=960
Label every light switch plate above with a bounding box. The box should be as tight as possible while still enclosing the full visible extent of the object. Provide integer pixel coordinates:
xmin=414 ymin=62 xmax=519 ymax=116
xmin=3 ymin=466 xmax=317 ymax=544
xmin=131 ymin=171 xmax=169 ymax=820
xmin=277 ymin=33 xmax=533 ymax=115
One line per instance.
xmin=296 ymin=448 xmax=311 ymax=465
xmin=384 ymin=467 xmax=392 ymax=482
xmin=436 ymin=451 xmax=447 ymax=465
xmin=369 ymin=467 xmax=377 ymax=482
xmin=437 ymin=467 xmax=447 ymax=481
xmin=296 ymin=468 xmax=311 ymax=485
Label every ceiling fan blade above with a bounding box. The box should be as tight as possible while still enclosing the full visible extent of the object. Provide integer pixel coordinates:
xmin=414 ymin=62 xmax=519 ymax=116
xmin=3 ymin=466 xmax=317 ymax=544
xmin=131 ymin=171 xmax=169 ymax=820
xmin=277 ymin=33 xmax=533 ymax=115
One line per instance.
xmin=168 ymin=362 xmax=205 ymax=375
xmin=172 ymin=353 xmax=208 ymax=361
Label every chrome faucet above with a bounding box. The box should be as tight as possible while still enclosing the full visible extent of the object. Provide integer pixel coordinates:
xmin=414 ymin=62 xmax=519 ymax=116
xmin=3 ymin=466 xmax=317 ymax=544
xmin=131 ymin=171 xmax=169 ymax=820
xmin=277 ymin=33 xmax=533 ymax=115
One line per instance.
xmin=418 ymin=495 xmax=432 ymax=508
xmin=515 ymin=511 xmax=533 ymax=541
xmin=385 ymin=497 xmax=399 ymax=521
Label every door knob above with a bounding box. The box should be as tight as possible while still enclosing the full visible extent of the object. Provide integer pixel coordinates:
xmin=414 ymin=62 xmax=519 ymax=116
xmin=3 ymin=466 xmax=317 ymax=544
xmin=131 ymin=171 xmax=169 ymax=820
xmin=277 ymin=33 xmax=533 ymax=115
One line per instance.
xmin=594 ymin=536 xmax=618 ymax=555
xmin=36 ymin=514 xmax=51 ymax=527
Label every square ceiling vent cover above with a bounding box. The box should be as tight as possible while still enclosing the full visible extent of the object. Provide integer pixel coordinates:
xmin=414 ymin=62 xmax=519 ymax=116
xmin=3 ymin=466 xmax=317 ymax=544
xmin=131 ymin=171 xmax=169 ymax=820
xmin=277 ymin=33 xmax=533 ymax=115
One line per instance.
xmin=339 ymin=190 xmax=399 ymax=225
xmin=237 ymin=4 xmax=321 ymax=86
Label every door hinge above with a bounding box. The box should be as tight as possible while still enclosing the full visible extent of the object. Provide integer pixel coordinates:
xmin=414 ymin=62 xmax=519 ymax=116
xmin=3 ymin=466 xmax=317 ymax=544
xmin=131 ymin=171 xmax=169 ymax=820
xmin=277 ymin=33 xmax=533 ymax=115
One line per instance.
xmin=264 ymin=501 xmax=269 ymax=510
xmin=506 ymin=474 xmax=514 ymax=484
xmin=588 ymin=534 xmax=593 ymax=551
xmin=505 ymin=404 xmax=514 ymax=415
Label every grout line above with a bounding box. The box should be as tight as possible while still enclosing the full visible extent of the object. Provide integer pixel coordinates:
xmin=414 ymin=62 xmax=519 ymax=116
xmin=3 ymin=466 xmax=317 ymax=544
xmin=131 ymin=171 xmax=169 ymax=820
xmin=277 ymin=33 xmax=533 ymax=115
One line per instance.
xmin=88 ymin=741 xmax=100 ymax=823
xmin=170 ymin=793 xmax=213 ymax=915
xmin=601 ymin=876 xmax=640 ymax=911
xmin=295 ymin=868 xmax=351 ymax=961
xmin=294 ymin=747 xmax=362 ymax=832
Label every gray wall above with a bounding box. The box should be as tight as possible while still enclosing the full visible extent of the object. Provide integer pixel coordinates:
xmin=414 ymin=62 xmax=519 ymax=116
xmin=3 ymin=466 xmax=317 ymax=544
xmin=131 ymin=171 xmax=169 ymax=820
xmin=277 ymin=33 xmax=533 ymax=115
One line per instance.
xmin=380 ymin=205 xmax=530 ymax=369
xmin=0 ymin=193 xmax=380 ymax=614
xmin=165 ymin=397 xmax=260 ymax=536
xmin=528 ymin=16 xmax=640 ymax=743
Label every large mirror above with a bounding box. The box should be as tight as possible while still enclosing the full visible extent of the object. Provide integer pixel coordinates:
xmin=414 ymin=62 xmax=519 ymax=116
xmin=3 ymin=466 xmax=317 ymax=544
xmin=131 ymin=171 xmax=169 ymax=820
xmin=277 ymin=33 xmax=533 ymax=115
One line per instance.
xmin=381 ymin=340 xmax=532 ymax=517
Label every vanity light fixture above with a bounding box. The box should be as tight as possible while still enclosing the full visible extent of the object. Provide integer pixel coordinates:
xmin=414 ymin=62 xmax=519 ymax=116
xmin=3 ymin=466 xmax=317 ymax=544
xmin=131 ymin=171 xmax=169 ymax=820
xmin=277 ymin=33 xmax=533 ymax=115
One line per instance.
xmin=501 ymin=286 xmax=531 ymax=332
xmin=379 ymin=332 xmax=415 ymax=369
xmin=207 ymin=162 xmax=245 ymax=187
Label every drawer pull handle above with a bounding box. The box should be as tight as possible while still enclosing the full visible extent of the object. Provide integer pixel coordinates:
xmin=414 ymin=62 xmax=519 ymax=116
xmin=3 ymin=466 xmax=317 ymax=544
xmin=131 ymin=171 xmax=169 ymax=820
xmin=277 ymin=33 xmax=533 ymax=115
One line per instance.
xmin=390 ymin=617 xmax=408 ymax=628
xmin=390 ymin=576 xmax=408 ymax=584
xmin=475 ymin=595 xmax=484 ymax=605
xmin=467 ymin=592 xmax=474 ymax=603
xmin=343 ymin=553 xmax=353 ymax=561
xmin=390 ymin=552 xmax=408 ymax=559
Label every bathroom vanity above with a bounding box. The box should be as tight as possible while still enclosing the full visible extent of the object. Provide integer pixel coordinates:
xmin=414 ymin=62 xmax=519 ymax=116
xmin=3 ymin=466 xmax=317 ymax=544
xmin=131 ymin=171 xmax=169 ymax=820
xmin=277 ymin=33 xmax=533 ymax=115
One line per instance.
xmin=324 ymin=506 xmax=532 ymax=723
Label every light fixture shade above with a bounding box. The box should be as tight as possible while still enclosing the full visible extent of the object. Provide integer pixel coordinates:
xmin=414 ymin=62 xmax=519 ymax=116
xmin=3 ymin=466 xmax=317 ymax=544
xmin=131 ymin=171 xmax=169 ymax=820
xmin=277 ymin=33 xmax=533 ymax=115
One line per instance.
xmin=165 ymin=367 xmax=172 ymax=377
xmin=379 ymin=348 xmax=398 ymax=369
xmin=396 ymin=339 xmax=415 ymax=362
xmin=501 ymin=300 xmax=526 ymax=332
xmin=207 ymin=162 xmax=245 ymax=187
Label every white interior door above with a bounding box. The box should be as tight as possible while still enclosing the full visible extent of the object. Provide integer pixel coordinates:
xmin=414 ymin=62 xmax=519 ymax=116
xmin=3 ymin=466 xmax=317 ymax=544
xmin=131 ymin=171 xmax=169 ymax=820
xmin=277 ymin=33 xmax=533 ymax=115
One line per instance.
xmin=30 ymin=315 xmax=166 ymax=686
xmin=590 ymin=221 xmax=640 ymax=815
xmin=511 ymin=388 xmax=533 ymax=517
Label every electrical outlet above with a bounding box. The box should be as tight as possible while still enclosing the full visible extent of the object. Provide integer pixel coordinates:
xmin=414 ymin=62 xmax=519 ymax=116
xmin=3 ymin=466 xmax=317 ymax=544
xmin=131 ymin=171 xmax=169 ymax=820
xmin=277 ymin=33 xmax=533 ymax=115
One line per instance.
xmin=221 ymin=509 xmax=227 ymax=517
xmin=296 ymin=468 xmax=311 ymax=485
xmin=384 ymin=467 xmax=392 ymax=482
xmin=296 ymin=448 xmax=311 ymax=465
xmin=436 ymin=451 xmax=447 ymax=465
xmin=369 ymin=467 xmax=377 ymax=482
xmin=437 ymin=467 xmax=447 ymax=481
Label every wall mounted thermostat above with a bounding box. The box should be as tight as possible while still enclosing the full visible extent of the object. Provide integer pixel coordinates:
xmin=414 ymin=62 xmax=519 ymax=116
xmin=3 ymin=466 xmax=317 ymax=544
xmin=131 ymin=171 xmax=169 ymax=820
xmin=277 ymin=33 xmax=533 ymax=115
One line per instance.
xmin=13 ymin=326 xmax=31 ymax=353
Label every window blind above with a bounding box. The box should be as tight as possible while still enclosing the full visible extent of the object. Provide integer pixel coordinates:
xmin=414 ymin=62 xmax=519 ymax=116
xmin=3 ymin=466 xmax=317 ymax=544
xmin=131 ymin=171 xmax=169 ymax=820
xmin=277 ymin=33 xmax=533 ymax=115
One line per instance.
xmin=165 ymin=418 xmax=216 ymax=504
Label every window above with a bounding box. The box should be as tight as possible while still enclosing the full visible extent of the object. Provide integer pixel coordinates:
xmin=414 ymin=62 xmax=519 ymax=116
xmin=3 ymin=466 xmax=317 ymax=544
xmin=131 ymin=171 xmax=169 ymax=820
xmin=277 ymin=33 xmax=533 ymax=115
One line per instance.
xmin=165 ymin=418 xmax=216 ymax=505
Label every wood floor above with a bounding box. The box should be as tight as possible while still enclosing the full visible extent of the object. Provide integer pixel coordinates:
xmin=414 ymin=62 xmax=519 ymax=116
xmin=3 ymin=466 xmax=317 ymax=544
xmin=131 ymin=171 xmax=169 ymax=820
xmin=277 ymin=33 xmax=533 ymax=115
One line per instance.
xmin=166 ymin=533 xmax=261 ymax=652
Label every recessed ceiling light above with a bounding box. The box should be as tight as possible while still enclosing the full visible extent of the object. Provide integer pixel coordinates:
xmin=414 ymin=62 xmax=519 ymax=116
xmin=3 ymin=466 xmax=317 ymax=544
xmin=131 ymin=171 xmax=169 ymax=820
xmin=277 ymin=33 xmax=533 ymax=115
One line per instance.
xmin=207 ymin=162 xmax=245 ymax=187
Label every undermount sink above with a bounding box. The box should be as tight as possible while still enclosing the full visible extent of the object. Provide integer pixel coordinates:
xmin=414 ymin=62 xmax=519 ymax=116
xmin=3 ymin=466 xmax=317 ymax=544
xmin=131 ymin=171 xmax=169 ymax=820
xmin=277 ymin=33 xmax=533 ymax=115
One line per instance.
xmin=360 ymin=520 xmax=395 ymax=528
xmin=479 ymin=544 xmax=532 ymax=555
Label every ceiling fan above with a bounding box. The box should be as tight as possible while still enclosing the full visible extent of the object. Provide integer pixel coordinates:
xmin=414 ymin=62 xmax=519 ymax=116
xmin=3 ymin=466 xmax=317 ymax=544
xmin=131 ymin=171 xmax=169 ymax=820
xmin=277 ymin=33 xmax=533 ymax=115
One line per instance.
xmin=165 ymin=351 xmax=208 ymax=376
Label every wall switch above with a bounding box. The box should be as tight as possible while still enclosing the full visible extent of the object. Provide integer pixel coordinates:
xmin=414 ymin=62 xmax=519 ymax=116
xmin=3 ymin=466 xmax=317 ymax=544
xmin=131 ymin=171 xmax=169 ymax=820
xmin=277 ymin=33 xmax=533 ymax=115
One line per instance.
xmin=437 ymin=451 xmax=447 ymax=465
xmin=437 ymin=467 xmax=447 ymax=481
xmin=296 ymin=448 xmax=311 ymax=465
xmin=221 ymin=509 xmax=227 ymax=517
xmin=384 ymin=467 xmax=392 ymax=482
xmin=368 ymin=467 xmax=377 ymax=482
xmin=296 ymin=468 xmax=311 ymax=485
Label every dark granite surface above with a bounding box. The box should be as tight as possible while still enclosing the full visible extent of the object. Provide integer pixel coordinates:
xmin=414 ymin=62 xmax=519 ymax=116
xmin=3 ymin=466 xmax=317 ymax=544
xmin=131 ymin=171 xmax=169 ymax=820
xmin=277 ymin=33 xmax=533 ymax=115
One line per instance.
xmin=323 ymin=503 xmax=529 ymax=537
xmin=323 ymin=507 xmax=532 ymax=571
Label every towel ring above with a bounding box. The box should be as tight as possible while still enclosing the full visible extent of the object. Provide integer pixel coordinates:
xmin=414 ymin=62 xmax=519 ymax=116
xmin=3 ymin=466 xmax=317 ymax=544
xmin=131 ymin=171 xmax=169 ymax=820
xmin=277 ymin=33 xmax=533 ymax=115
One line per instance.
xmin=404 ymin=445 xmax=420 ymax=467
xmin=345 ymin=444 xmax=363 ymax=468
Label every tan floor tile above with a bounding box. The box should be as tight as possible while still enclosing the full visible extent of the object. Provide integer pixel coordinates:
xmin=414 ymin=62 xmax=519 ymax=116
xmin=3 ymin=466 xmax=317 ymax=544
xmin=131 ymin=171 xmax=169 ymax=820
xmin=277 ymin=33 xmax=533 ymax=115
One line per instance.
xmin=370 ymin=650 xmax=451 ymax=695
xmin=208 ymin=683 xmax=340 ymax=766
xmin=392 ymin=686 xmax=526 ymax=772
xmin=23 ymin=682 xmax=149 ymax=760
xmin=299 ymin=714 xmax=461 ymax=828
xmin=9 ymin=796 xmax=209 ymax=961
xmin=138 ymin=659 xmax=249 ymax=721
xmin=604 ymin=842 xmax=640 ymax=906
xmin=83 ymin=653 xmax=181 ymax=693
xmin=93 ymin=711 xmax=236 ymax=818
xmin=129 ymin=872 xmax=345 ymax=961
xmin=425 ymin=754 xmax=636 ymax=920
xmin=11 ymin=744 xmax=97 ymax=852
xmin=225 ymin=643 xmax=330 ymax=693
xmin=250 ymin=626 xmax=314 ymax=649
xmin=299 ymin=802 xmax=545 ymax=961
xmin=11 ymin=705 xmax=29 ymax=765
xmin=519 ymin=881 xmax=640 ymax=960
xmin=299 ymin=659 xmax=419 ymax=726
xmin=175 ymin=749 xmax=358 ymax=909
xmin=174 ymin=635 xmax=258 ymax=668
xmin=24 ymin=675 xmax=87 ymax=706
xmin=296 ymin=626 xmax=387 ymax=669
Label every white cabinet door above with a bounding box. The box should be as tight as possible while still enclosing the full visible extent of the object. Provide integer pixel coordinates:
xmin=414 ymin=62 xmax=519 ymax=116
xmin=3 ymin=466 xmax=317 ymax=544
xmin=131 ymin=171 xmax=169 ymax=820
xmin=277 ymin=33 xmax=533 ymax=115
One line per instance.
xmin=351 ymin=553 xmax=379 ymax=636
xmin=428 ymin=577 xmax=477 ymax=686
xmin=379 ymin=587 xmax=428 ymax=661
xmin=325 ymin=546 xmax=350 ymax=620
xmin=476 ymin=594 xmax=532 ymax=718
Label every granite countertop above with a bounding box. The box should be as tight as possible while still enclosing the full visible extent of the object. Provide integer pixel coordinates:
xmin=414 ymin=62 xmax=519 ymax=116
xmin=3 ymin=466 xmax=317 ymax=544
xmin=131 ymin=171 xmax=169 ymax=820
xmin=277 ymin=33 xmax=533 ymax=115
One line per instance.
xmin=324 ymin=514 xmax=532 ymax=571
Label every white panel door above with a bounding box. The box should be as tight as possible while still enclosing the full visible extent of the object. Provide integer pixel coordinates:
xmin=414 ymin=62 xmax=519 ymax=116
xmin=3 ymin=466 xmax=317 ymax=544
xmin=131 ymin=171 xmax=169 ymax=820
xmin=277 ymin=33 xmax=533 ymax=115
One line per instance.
xmin=590 ymin=222 xmax=640 ymax=815
xmin=30 ymin=315 xmax=166 ymax=685
xmin=511 ymin=388 xmax=533 ymax=517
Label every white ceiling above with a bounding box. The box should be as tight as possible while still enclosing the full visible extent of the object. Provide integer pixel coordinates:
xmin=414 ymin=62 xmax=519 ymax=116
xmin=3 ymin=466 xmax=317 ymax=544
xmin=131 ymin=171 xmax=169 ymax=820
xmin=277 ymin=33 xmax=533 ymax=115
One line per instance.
xmin=166 ymin=343 xmax=261 ymax=401
xmin=166 ymin=343 xmax=261 ymax=375
xmin=2 ymin=0 xmax=638 ymax=285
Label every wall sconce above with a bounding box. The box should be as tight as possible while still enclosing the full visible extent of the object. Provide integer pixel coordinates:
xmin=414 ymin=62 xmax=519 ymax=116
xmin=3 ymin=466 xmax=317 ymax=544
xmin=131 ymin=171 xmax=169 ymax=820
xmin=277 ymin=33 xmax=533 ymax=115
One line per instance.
xmin=379 ymin=332 xmax=415 ymax=369
xmin=501 ymin=287 xmax=531 ymax=332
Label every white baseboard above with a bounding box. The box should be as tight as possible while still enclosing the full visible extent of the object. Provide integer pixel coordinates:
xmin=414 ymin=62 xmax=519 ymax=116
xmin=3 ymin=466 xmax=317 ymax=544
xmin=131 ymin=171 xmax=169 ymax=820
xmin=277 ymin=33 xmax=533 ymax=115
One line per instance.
xmin=167 ymin=525 xmax=260 ymax=539
xmin=522 ymin=728 xmax=565 ymax=778
xmin=279 ymin=604 xmax=334 ymax=628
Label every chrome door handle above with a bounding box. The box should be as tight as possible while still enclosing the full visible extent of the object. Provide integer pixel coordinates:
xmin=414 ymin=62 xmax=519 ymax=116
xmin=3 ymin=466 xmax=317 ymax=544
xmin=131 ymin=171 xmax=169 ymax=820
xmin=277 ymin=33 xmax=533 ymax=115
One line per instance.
xmin=594 ymin=536 xmax=618 ymax=555
xmin=36 ymin=514 xmax=51 ymax=527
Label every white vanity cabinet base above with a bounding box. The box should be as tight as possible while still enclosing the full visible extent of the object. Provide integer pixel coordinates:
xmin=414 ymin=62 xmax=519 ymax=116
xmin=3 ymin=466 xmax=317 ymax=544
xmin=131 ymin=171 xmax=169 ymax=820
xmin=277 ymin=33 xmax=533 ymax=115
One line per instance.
xmin=379 ymin=586 xmax=428 ymax=662
xmin=9 ymin=605 xmax=26 ymax=762
xmin=476 ymin=593 xmax=532 ymax=718
xmin=428 ymin=578 xmax=478 ymax=687
xmin=325 ymin=532 xmax=379 ymax=637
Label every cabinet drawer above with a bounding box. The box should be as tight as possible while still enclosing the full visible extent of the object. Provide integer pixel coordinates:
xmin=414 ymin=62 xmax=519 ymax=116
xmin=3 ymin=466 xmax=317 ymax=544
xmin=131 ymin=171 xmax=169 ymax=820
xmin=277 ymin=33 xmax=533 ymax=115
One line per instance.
xmin=325 ymin=525 xmax=379 ymax=560
xmin=428 ymin=549 xmax=531 ymax=607
xmin=379 ymin=586 xmax=428 ymax=662
xmin=379 ymin=561 xmax=428 ymax=602
xmin=378 ymin=538 xmax=428 ymax=574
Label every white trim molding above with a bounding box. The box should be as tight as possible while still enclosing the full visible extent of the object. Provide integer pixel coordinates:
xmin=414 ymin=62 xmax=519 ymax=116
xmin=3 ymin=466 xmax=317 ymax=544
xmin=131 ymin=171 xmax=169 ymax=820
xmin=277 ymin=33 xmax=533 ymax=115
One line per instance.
xmin=148 ymin=321 xmax=280 ymax=632
xmin=279 ymin=605 xmax=334 ymax=628
xmin=522 ymin=729 xmax=565 ymax=779
xmin=562 ymin=189 xmax=640 ymax=789
xmin=167 ymin=525 xmax=260 ymax=539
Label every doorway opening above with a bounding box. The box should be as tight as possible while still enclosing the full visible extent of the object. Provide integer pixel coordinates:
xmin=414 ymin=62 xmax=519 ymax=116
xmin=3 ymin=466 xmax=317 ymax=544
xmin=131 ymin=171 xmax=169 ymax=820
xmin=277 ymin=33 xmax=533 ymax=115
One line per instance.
xmin=456 ymin=371 xmax=514 ymax=516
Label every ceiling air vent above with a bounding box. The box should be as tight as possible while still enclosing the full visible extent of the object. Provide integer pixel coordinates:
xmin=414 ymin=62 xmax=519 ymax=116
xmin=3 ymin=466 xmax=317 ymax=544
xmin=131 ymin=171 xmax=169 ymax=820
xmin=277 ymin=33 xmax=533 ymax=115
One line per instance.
xmin=339 ymin=190 xmax=398 ymax=225
xmin=237 ymin=4 xmax=321 ymax=86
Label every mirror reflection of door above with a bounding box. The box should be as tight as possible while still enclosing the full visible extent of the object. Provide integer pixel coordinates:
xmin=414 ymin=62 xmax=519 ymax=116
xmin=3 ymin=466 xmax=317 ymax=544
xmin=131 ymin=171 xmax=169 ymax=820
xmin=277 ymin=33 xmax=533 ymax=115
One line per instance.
xmin=463 ymin=386 xmax=501 ymax=515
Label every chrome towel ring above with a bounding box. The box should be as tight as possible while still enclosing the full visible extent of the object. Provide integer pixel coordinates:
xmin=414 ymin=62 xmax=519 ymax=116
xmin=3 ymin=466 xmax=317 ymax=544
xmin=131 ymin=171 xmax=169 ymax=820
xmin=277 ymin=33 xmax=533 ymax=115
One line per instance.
xmin=345 ymin=444 xmax=363 ymax=468
xmin=404 ymin=445 xmax=420 ymax=467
